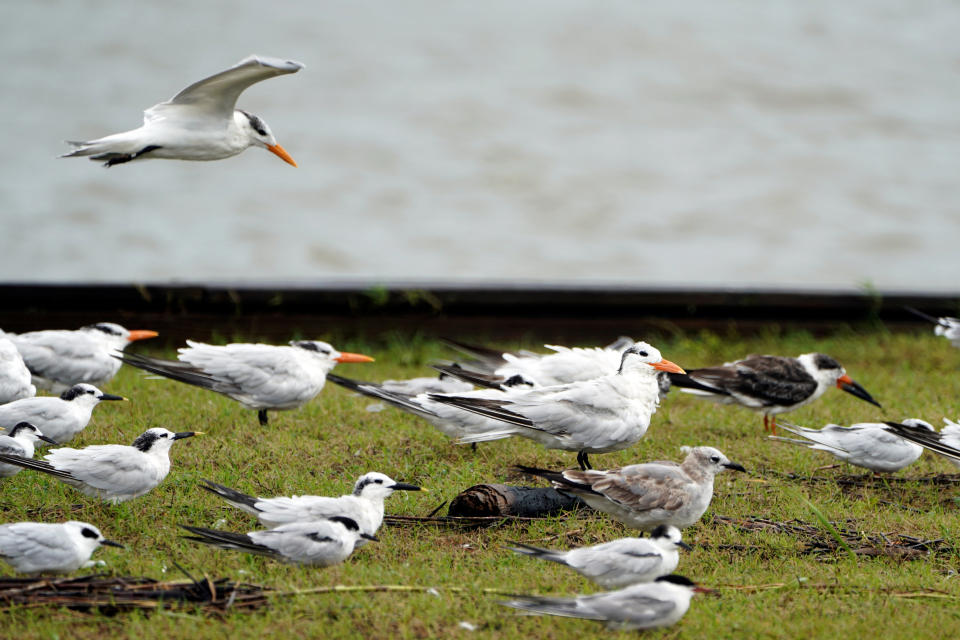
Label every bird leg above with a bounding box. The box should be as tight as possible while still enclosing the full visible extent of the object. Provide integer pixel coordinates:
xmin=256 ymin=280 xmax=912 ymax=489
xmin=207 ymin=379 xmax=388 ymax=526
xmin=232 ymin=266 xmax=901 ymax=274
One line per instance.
xmin=577 ymin=451 xmax=593 ymax=470
xmin=258 ymin=409 xmax=269 ymax=426
xmin=763 ymin=415 xmax=778 ymax=435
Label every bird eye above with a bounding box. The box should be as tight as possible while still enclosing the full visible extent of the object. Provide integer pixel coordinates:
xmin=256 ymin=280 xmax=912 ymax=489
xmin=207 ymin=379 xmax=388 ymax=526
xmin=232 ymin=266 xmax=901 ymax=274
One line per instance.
xmin=710 ymin=456 xmax=720 ymax=463
xmin=374 ymin=479 xmax=383 ymax=484
xmin=88 ymin=390 xmax=95 ymax=395
xmin=639 ymin=351 xmax=648 ymax=357
xmin=81 ymin=528 xmax=99 ymax=539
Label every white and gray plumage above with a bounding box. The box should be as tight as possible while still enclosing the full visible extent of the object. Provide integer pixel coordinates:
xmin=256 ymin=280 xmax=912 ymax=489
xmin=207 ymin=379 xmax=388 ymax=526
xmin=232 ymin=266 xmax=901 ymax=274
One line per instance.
xmin=500 ymin=574 xmax=707 ymax=631
xmin=379 ymin=374 xmax=474 ymax=396
xmin=0 ymin=427 xmax=199 ymax=503
xmin=905 ymin=307 xmax=960 ymax=348
xmin=2 ymin=323 xmax=157 ymax=393
xmin=508 ymin=525 xmax=690 ymax=588
xmin=199 ymin=472 xmax=422 ymax=543
xmin=884 ymin=419 xmax=960 ymax=467
xmin=518 ymin=446 xmax=746 ymax=531
xmin=61 ymin=55 xmax=303 ymax=167
xmin=328 ymin=373 xmax=519 ymax=442
xmin=116 ymin=339 xmax=373 ymax=425
xmin=0 ymin=337 xmax=35 ymax=404
xmin=0 ymin=383 xmax=126 ymax=444
xmin=770 ymin=419 xmax=931 ymax=473
xmin=429 ymin=343 xmax=686 ymax=470
xmin=0 ymin=422 xmax=57 ymax=478
xmin=667 ymin=353 xmax=881 ymax=433
xmin=0 ymin=521 xmax=123 ymax=574
xmin=181 ymin=516 xmax=373 ymax=567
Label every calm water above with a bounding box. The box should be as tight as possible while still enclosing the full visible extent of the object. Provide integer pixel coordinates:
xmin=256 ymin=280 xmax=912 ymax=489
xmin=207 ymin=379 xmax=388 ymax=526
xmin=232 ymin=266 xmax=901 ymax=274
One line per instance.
xmin=1 ymin=1 xmax=958 ymax=289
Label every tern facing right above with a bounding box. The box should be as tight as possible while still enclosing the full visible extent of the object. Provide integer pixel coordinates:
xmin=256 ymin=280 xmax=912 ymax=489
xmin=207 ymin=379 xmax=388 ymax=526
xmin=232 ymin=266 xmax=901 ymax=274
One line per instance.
xmin=117 ymin=339 xmax=374 ymax=425
xmin=500 ymin=574 xmax=708 ymax=631
xmin=181 ymin=516 xmax=373 ymax=567
xmin=518 ymin=446 xmax=745 ymax=531
xmin=0 ymin=427 xmax=200 ymax=503
xmin=0 ymin=422 xmax=57 ymax=478
xmin=0 ymin=521 xmax=123 ymax=574
xmin=2 ymin=323 xmax=157 ymax=392
xmin=508 ymin=525 xmax=690 ymax=588
xmin=0 ymin=337 xmax=34 ymax=404
xmin=431 ymin=342 xmax=685 ymax=469
xmin=770 ymin=419 xmax=932 ymax=473
xmin=62 ymin=55 xmax=303 ymax=167
xmin=0 ymin=383 xmax=126 ymax=444
xmin=199 ymin=472 xmax=423 ymax=540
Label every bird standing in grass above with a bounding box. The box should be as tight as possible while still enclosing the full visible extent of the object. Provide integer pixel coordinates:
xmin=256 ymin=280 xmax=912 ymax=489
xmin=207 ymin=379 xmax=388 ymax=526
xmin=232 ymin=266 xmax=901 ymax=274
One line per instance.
xmin=0 ymin=422 xmax=57 ymax=478
xmin=0 ymin=521 xmax=123 ymax=574
xmin=0 ymin=383 xmax=126 ymax=444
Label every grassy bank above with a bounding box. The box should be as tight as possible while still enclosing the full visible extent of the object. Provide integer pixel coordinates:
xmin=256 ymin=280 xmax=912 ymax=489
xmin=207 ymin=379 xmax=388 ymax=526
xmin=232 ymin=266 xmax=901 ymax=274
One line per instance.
xmin=2 ymin=327 xmax=959 ymax=639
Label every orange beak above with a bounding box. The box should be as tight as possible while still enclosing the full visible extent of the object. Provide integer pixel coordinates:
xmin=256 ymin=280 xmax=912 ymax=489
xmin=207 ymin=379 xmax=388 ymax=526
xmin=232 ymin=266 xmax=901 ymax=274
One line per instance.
xmin=650 ymin=358 xmax=685 ymax=374
xmin=126 ymin=330 xmax=159 ymax=342
xmin=267 ymin=143 xmax=297 ymax=167
xmin=335 ymin=352 xmax=375 ymax=364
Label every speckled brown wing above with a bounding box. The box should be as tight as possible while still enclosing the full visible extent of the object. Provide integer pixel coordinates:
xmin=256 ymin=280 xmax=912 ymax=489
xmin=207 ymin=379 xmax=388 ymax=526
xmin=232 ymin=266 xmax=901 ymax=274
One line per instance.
xmin=565 ymin=466 xmax=690 ymax=512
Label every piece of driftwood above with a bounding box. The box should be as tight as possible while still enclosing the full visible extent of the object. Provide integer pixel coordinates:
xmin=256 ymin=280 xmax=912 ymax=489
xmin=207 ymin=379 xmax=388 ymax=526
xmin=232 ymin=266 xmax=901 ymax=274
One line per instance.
xmin=448 ymin=484 xmax=586 ymax=518
xmin=0 ymin=574 xmax=269 ymax=615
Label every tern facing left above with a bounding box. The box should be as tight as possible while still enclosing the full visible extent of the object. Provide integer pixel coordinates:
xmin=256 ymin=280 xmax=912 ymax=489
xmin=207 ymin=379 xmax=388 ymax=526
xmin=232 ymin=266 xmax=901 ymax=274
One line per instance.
xmin=0 ymin=521 xmax=123 ymax=574
xmin=770 ymin=419 xmax=931 ymax=473
xmin=508 ymin=525 xmax=690 ymax=588
xmin=431 ymin=342 xmax=685 ymax=470
xmin=181 ymin=516 xmax=374 ymax=567
xmin=62 ymin=55 xmax=303 ymax=167
xmin=0 ymin=427 xmax=200 ymax=503
xmin=500 ymin=574 xmax=708 ymax=631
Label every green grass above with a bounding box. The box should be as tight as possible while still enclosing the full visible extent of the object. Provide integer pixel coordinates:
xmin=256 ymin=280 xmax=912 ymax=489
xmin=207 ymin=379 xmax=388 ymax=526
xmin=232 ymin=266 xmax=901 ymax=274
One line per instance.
xmin=3 ymin=328 xmax=960 ymax=639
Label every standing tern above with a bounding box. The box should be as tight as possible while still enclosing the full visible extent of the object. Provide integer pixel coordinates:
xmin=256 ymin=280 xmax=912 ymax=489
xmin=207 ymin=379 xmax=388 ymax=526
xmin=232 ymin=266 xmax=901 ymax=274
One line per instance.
xmin=884 ymin=419 xmax=960 ymax=466
xmin=0 ymin=427 xmax=200 ymax=503
xmin=116 ymin=339 xmax=374 ymax=425
xmin=0 ymin=521 xmax=123 ymax=574
xmin=429 ymin=342 xmax=685 ymax=469
xmin=0 ymin=422 xmax=57 ymax=478
xmin=181 ymin=516 xmax=373 ymax=567
xmin=518 ymin=446 xmax=746 ymax=531
xmin=2 ymin=323 xmax=158 ymax=392
xmin=199 ymin=472 xmax=423 ymax=542
xmin=667 ymin=353 xmax=881 ymax=433
xmin=905 ymin=307 xmax=960 ymax=348
xmin=0 ymin=383 xmax=126 ymax=444
xmin=328 ymin=373 xmax=518 ymax=442
xmin=62 ymin=55 xmax=303 ymax=167
xmin=508 ymin=525 xmax=690 ymax=588
xmin=500 ymin=574 xmax=708 ymax=631
xmin=0 ymin=337 xmax=35 ymax=404
xmin=769 ymin=419 xmax=931 ymax=473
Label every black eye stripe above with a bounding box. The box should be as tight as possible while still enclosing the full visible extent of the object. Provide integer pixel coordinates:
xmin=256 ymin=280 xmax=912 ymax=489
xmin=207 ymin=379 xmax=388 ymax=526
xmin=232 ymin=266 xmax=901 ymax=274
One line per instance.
xmin=81 ymin=528 xmax=99 ymax=539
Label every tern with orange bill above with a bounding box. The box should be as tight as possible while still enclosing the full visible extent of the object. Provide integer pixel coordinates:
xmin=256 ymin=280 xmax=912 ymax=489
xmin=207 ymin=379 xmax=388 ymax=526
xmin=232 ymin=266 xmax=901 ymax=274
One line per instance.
xmin=665 ymin=353 xmax=881 ymax=433
xmin=61 ymin=55 xmax=302 ymax=167
xmin=116 ymin=340 xmax=373 ymax=425
xmin=1 ymin=323 xmax=157 ymax=393
xmin=430 ymin=342 xmax=685 ymax=469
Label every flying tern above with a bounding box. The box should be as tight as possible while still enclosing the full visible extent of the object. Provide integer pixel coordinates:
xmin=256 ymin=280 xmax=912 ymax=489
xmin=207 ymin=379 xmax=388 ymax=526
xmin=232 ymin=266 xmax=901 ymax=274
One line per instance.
xmin=199 ymin=472 xmax=423 ymax=542
xmin=0 ymin=422 xmax=57 ymax=478
xmin=508 ymin=525 xmax=690 ymax=588
xmin=181 ymin=516 xmax=373 ymax=566
xmin=1 ymin=323 xmax=157 ymax=392
xmin=518 ymin=446 xmax=745 ymax=531
xmin=0 ymin=521 xmax=123 ymax=574
xmin=429 ymin=342 xmax=685 ymax=469
xmin=62 ymin=55 xmax=303 ymax=167
xmin=0 ymin=337 xmax=35 ymax=404
xmin=116 ymin=339 xmax=373 ymax=425
xmin=0 ymin=427 xmax=200 ymax=503
xmin=0 ymin=383 xmax=126 ymax=444
xmin=770 ymin=419 xmax=931 ymax=473
xmin=667 ymin=353 xmax=880 ymax=433
xmin=500 ymin=574 xmax=708 ymax=631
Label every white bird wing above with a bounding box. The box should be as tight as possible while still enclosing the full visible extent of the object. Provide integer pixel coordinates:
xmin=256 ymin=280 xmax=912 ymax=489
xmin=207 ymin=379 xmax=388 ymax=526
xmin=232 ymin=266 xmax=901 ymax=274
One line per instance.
xmin=255 ymin=495 xmax=358 ymax=525
xmin=249 ymin=521 xmax=348 ymax=563
xmin=0 ymin=524 xmax=75 ymax=569
xmin=0 ymin=436 xmax=26 ymax=457
xmin=11 ymin=331 xmax=112 ymax=384
xmin=0 ymin=398 xmax=64 ymax=426
xmin=580 ymin=589 xmax=677 ymax=625
xmin=46 ymin=446 xmax=156 ymax=495
xmin=179 ymin=342 xmax=313 ymax=402
xmin=567 ymin=540 xmax=662 ymax=581
xmin=146 ymin=56 xmax=304 ymax=123
xmin=506 ymin=379 xmax=634 ymax=443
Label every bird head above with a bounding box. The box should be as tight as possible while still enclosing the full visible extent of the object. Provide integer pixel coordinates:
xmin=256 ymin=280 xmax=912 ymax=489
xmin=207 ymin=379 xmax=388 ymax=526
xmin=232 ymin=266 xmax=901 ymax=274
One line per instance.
xmin=352 ymin=472 xmax=423 ymax=500
xmin=236 ymin=110 xmax=296 ymax=166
